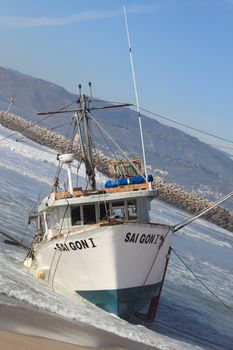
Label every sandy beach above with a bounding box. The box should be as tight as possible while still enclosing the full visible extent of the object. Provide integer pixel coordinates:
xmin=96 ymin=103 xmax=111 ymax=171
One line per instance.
xmin=0 ymin=303 xmax=157 ymax=350
xmin=0 ymin=331 xmax=96 ymax=350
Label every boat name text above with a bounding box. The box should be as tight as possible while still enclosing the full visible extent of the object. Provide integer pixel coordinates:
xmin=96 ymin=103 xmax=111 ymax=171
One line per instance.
xmin=125 ymin=232 xmax=161 ymax=244
xmin=54 ymin=238 xmax=97 ymax=252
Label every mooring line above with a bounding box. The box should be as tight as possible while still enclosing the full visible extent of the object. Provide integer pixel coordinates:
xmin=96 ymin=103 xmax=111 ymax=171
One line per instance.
xmin=0 ymin=229 xmax=30 ymax=250
xmin=171 ymin=247 xmax=233 ymax=313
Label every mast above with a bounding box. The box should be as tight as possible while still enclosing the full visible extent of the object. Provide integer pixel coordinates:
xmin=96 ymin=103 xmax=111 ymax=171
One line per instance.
xmin=37 ymin=92 xmax=133 ymax=191
xmin=123 ymin=6 xmax=148 ymax=181
xmin=78 ymin=88 xmax=96 ymax=190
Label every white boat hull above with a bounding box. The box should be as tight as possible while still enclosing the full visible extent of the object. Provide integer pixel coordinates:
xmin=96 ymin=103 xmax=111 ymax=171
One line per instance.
xmin=27 ymin=222 xmax=172 ymax=318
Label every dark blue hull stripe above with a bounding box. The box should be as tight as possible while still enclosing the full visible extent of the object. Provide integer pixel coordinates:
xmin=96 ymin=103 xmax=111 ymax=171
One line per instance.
xmin=76 ymin=282 xmax=161 ymax=319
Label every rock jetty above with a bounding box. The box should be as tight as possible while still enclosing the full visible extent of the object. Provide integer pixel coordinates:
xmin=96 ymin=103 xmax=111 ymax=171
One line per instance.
xmin=1 ymin=111 xmax=233 ymax=233
xmin=154 ymin=177 xmax=233 ymax=232
xmin=0 ymin=111 xmax=112 ymax=176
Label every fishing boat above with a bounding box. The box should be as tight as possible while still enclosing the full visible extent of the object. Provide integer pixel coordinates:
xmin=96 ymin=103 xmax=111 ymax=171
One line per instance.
xmin=23 ymin=91 xmax=173 ymax=320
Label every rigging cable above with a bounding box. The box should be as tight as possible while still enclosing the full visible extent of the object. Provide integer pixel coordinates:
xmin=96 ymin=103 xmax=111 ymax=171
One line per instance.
xmin=0 ymin=230 xmax=30 ymax=250
xmin=90 ymin=130 xmax=112 ymax=221
xmin=19 ymin=119 xmax=78 ymax=246
xmin=171 ymin=247 xmax=233 ymax=313
xmin=137 ymin=105 xmax=233 ymax=146
xmin=91 ymin=118 xmax=118 ymax=163
xmin=0 ymin=103 xmax=78 ymax=242
xmin=2 ymin=97 xmax=233 ymax=154
xmin=0 ymin=120 xmax=73 ymax=149
xmin=142 ymin=227 xmax=171 ymax=287
xmin=96 ymin=118 xmax=233 ymax=155
xmin=49 ymin=199 xmax=70 ymax=288
xmin=49 ymin=198 xmax=95 ymax=291
xmin=0 ymin=99 xmax=79 ymax=144
xmin=87 ymin=110 xmax=146 ymax=180
xmin=128 ymin=226 xmax=171 ymax=319
xmin=94 ymin=96 xmax=233 ymax=149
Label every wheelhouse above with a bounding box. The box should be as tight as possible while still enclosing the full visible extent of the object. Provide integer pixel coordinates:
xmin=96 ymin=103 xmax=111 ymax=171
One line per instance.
xmin=35 ymin=186 xmax=155 ymax=239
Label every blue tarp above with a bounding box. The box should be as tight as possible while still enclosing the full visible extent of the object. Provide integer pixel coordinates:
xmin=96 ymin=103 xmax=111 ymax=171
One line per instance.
xmin=104 ymin=175 xmax=153 ymax=189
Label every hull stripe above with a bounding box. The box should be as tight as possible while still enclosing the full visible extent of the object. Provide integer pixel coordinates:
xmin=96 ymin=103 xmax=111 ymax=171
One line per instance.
xmin=76 ymin=282 xmax=162 ymax=319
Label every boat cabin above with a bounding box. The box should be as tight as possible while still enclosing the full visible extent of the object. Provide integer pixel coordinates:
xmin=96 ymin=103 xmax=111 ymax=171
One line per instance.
xmin=35 ymin=186 xmax=155 ymax=240
xmin=29 ymin=150 xmax=155 ymax=241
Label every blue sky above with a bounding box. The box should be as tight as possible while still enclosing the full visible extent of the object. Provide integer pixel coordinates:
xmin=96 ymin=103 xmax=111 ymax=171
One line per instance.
xmin=1 ymin=0 xmax=233 ymax=153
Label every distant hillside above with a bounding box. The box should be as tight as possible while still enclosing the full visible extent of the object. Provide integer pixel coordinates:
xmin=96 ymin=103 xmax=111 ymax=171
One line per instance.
xmin=0 ymin=67 xmax=77 ymax=120
xmin=1 ymin=66 xmax=233 ymax=203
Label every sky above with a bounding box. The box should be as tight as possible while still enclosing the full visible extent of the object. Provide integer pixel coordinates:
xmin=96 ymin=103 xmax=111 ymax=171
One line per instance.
xmin=0 ymin=0 xmax=233 ymax=154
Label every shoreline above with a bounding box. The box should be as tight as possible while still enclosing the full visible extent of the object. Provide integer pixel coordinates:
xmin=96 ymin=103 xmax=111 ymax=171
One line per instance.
xmin=0 ymin=303 xmax=157 ymax=350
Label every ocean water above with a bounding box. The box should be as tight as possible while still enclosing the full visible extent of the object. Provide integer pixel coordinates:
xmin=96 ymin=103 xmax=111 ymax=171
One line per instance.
xmin=0 ymin=124 xmax=233 ymax=350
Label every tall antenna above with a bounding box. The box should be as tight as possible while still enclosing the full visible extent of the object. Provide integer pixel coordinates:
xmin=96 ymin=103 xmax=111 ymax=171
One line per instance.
xmin=6 ymin=97 xmax=17 ymax=113
xmin=123 ymin=5 xmax=148 ymax=181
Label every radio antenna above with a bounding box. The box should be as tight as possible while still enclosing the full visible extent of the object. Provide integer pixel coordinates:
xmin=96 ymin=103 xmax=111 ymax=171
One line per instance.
xmin=6 ymin=97 xmax=17 ymax=113
xmin=123 ymin=5 xmax=148 ymax=181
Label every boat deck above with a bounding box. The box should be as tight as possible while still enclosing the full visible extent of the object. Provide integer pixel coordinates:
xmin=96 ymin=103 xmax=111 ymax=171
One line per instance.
xmin=54 ymin=182 xmax=152 ymax=200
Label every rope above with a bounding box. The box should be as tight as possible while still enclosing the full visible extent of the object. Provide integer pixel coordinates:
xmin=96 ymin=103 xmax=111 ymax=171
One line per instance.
xmin=128 ymin=227 xmax=171 ymax=319
xmin=94 ymin=96 xmax=233 ymax=153
xmin=94 ymin=97 xmax=233 ymax=145
xmin=171 ymin=247 xmax=233 ymax=313
xmin=21 ymin=158 xmax=60 ymax=245
xmin=96 ymin=118 xmax=233 ymax=155
xmin=49 ymin=199 xmax=96 ymax=292
xmin=0 ymin=99 xmax=78 ymax=144
xmin=50 ymin=199 xmax=70 ymax=288
xmin=142 ymin=227 xmax=171 ymax=288
xmin=0 ymin=230 xmax=30 ymax=250
xmin=87 ymin=111 xmax=146 ymax=180
xmin=137 ymin=105 xmax=233 ymax=146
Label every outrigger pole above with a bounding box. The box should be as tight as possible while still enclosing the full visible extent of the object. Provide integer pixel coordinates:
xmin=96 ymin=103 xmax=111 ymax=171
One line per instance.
xmin=37 ymin=103 xmax=132 ymax=115
xmin=140 ymin=190 xmax=233 ymax=321
xmin=173 ymin=190 xmax=233 ymax=233
xmin=123 ymin=6 xmax=148 ymax=182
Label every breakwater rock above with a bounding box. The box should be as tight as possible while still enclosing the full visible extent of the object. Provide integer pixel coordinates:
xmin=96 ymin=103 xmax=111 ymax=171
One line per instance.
xmin=1 ymin=111 xmax=233 ymax=233
xmin=154 ymin=177 xmax=233 ymax=232
xmin=0 ymin=111 xmax=112 ymax=176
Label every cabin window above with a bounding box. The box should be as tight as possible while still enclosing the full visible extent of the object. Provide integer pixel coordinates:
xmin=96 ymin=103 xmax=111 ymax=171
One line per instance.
xmin=71 ymin=206 xmax=81 ymax=226
xmin=112 ymin=201 xmax=125 ymax=220
xmin=99 ymin=203 xmax=110 ymax=221
xmin=127 ymin=200 xmax=137 ymax=220
xmin=83 ymin=204 xmax=96 ymax=224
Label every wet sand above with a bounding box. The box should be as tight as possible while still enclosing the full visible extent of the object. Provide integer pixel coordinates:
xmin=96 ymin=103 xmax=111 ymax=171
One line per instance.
xmin=0 ymin=331 xmax=96 ymax=350
xmin=0 ymin=303 xmax=157 ymax=350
